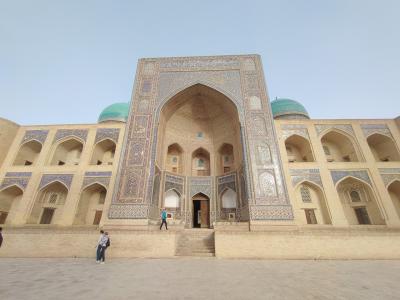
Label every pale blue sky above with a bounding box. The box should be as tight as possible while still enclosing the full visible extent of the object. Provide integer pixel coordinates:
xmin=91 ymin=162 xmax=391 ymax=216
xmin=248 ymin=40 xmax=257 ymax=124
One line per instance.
xmin=1 ymin=0 xmax=399 ymax=125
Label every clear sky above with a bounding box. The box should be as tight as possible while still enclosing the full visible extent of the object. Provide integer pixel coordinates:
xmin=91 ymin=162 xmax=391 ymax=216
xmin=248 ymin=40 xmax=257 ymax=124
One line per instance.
xmin=1 ymin=0 xmax=399 ymax=125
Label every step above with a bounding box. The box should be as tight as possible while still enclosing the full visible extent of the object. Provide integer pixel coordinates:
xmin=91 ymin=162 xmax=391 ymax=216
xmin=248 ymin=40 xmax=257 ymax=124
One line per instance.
xmin=175 ymin=229 xmax=216 ymax=257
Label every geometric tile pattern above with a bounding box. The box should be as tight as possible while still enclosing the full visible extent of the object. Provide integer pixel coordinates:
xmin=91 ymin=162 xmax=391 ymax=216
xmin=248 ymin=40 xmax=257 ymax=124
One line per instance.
xmin=0 ymin=172 xmax=32 ymax=191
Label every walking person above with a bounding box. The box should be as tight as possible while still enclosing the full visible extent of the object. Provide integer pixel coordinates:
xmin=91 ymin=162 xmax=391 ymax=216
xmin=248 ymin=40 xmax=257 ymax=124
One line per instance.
xmin=96 ymin=230 xmax=105 ymax=263
xmin=160 ymin=208 xmax=168 ymax=230
xmin=0 ymin=227 xmax=3 ymax=248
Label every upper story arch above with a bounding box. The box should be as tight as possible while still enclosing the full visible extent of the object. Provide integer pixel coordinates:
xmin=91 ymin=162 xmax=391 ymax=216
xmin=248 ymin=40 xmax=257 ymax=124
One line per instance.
xmin=49 ymin=137 xmax=84 ymax=166
xmin=284 ymin=134 xmax=314 ymax=163
xmin=366 ymin=133 xmax=400 ymax=162
xmin=13 ymin=140 xmax=43 ymax=166
xmin=320 ymin=129 xmax=362 ymax=162
xmin=90 ymin=138 xmax=116 ymax=166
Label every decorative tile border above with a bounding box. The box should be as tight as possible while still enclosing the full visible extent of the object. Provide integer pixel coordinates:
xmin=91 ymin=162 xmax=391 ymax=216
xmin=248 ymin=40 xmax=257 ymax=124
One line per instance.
xmin=53 ymin=129 xmax=88 ymax=143
xmin=108 ymin=204 xmax=148 ymax=219
xmin=94 ymin=128 xmax=120 ymax=144
xmin=21 ymin=130 xmax=49 ymax=145
xmin=82 ymin=172 xmax=112 ymax=190
xmin=189 ymin=177 xmax=213 ymax=198
xmin=361 ymin=124 xmax=393 ymax=139
xmin=281 ymin=128 xmax=310 ymax=141
xmin=330 ymin=170 xmax=372 ymax=186
xmin=0 ymin=172 xmax=32 ymax=191
xmin=379 ymin=168 xmax=400 ymax=187
xmin=290 ymin=169 xmax=323 ymax=188
xmin=250 ymin=205 xmax=293 ymax=220
xmin=39 ymin=174 xmax=74 ymax=190
xmin=315 ymin=124 xmax=355 ymax=137
xmin=164 ymin=173 xmax=184 ymax=195
xmin=217 ymin=173 xmax=236 ymax=194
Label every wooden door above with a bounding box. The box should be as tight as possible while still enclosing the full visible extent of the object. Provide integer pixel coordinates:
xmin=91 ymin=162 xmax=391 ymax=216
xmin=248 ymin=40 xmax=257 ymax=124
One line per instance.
xmin=93 ymin=210 xmax=103 ymax=225
xmin=200 ymin=200 xmax=209 ymax=228
xmin=0 ymin=212 xmax=8 ymax=224
xmin=40 ymin=208 xmax=55 ymax=224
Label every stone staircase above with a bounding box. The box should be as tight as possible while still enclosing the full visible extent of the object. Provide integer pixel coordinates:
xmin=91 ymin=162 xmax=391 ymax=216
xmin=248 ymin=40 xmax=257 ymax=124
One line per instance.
xmin=175 ymin=229 xmax=215 ymax=257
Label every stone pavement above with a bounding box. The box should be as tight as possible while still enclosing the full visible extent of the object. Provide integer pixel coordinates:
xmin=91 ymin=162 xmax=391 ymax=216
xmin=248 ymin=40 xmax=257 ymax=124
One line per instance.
xmin=0 ymin=258 xmax=399 ymax=300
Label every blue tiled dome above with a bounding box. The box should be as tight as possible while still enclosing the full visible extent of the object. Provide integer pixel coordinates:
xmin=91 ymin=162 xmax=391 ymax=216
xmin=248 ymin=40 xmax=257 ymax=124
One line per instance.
xmin=98 ymin=103 xmax=130 ymax=123
xmin=271 ymin=98 xmax=309 ymax=119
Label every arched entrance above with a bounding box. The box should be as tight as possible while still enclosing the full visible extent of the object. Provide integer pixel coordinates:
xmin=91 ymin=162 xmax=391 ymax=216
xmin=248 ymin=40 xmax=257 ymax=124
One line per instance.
xmin=155 ymin=83 xmax=244 ymax=226
xmin=192 ymin=193 xmax=210 ymax=228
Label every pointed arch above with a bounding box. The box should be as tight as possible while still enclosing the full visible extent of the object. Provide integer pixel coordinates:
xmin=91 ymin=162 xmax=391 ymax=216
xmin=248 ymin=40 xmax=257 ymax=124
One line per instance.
xmin=192 ymin=147 xmax=211 ymax=176
xmin=220 ymin=187 xmax=237 ymax=209
xmin=367 ymin=133 xmax=400 ymax=162
xmin=0 ymin=185 xmax=24 ymax=224
xmin=74 ymin=183 xmax=107 ymax=225
xmin=13 ymin=140 xmax=42 ymax=166
xmin=28 ymin=181 xmax=69 ymax=225
xmin=334 ymin=175 xmax=372 ymax=189
xmin=321 ymin=129 xmax=361 ymax=162
xmin=295 ymin=180 xmax=331 ymax=225
xmin=218 ymin=143 xmax=235 ymax=174
xmin=157 ymin=82 xmax=243 ymax=122
xmin=387 ymin=180 xmax=400 ymax=218
xmin=166 ymin=143 xmax=184 ymax=174
xmin=90 ymin=138 xmax=116 ymax=165
xmin=50 ymin=137 xmax=84 ymax=166
xmin=164 ymin=189 xmax=181 ymax=208
xmin=285 ymin=134 xmax=314 ymax=162
xmin=39 ymin=180 xmax=70 ymax=192
xmin=336 ymin=176 xmax=385 ymax=225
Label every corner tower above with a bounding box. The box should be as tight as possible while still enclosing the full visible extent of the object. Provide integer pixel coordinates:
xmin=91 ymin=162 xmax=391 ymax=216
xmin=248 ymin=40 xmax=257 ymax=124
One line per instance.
xmin=108 ymin=55 xmax=293 ymax=227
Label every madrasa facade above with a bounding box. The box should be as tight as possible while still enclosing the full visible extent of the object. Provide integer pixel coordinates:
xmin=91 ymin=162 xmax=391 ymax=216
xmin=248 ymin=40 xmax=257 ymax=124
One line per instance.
xmin=1 ymin=55 xmax=400 ymax=259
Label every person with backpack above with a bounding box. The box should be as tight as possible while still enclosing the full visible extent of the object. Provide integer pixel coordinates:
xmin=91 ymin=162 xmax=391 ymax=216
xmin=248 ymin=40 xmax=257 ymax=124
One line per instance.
xmin=98 ymin=232 xmax=110 ymax=264
xmin=96 ymin=230 xmax=105 ymax=263
xmin=160 ymin=208 xmax=168 ymax=230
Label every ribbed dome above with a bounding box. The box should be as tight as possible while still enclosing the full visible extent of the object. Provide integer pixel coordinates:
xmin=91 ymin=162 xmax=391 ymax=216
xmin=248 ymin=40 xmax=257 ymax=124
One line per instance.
xmin=271 ymin=98 xmax=309 ymax=120
xmin=98 ymin=103 xmax=130 ymax=123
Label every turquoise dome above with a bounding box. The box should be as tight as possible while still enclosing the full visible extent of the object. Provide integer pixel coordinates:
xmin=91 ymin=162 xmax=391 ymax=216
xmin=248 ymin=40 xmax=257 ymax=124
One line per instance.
xmin=271 ymin=98 xmax=309 ymax=119
xmin=98 ymin=103 xmax=130 ymax=123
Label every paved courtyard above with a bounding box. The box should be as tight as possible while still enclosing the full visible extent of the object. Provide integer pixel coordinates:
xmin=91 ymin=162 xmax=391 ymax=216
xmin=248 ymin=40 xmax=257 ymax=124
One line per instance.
xmin=0 ymin=258 xmax=399 ymax=300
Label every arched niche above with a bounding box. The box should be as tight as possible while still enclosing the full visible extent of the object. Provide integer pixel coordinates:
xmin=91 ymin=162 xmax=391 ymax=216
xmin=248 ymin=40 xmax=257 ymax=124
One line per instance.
xmin=13 ymin=140 xmax=42 ymax=166
xmin=295 ymin=182 xmax=331 ymax=224
xmin=156 ymin=83 xmax=243 ymax=178
xmin=192 ymin=148 xmax=210 ymax=176
xmin=388 ymin=181 xmax=400 ymax=218
xmin=218 ymin=143 xmax=234 ymax=174
xmin=164 ymin=189 xmax=180 ymax=208
xmin=336 ymin=177 xmax=385 ymax=225
xmin=50 ymin=138 xmax=83 ymax=166
xmin=367 ymin=134 xmax=400 ymax=162
xmin=90 ymin=139 xmax=116 ymax=165
xmin=74 ymin=183 xmax=107 ymax=225
xmin=0 ymin=185 xmax=23 ymax=224
xmin=221 ymin=188 xmax=237 ymax=209
xmin=285 ymin=135 xmax=314 ymax=163
xmin=321 ymin=130 xmax=360 ymax=162
xmin=28 ymin=181 xmax=68 ymax=225
xmin=166 ymin=143 xmax=183 ymax=174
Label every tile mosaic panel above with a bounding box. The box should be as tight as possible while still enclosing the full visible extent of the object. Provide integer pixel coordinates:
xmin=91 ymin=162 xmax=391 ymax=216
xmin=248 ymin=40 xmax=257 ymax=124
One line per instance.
xmin=21 ymin=130 xmax=49 ymax=145
xmin=53 ymin=129 xmax=88 ymax=143
xmin=95 ymin=128 xmax=120 ymax=144
xmin=39 ymin=174 xmax=73 ymax=190
xmin=330 ymin=170 xmax=372 ymax=186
